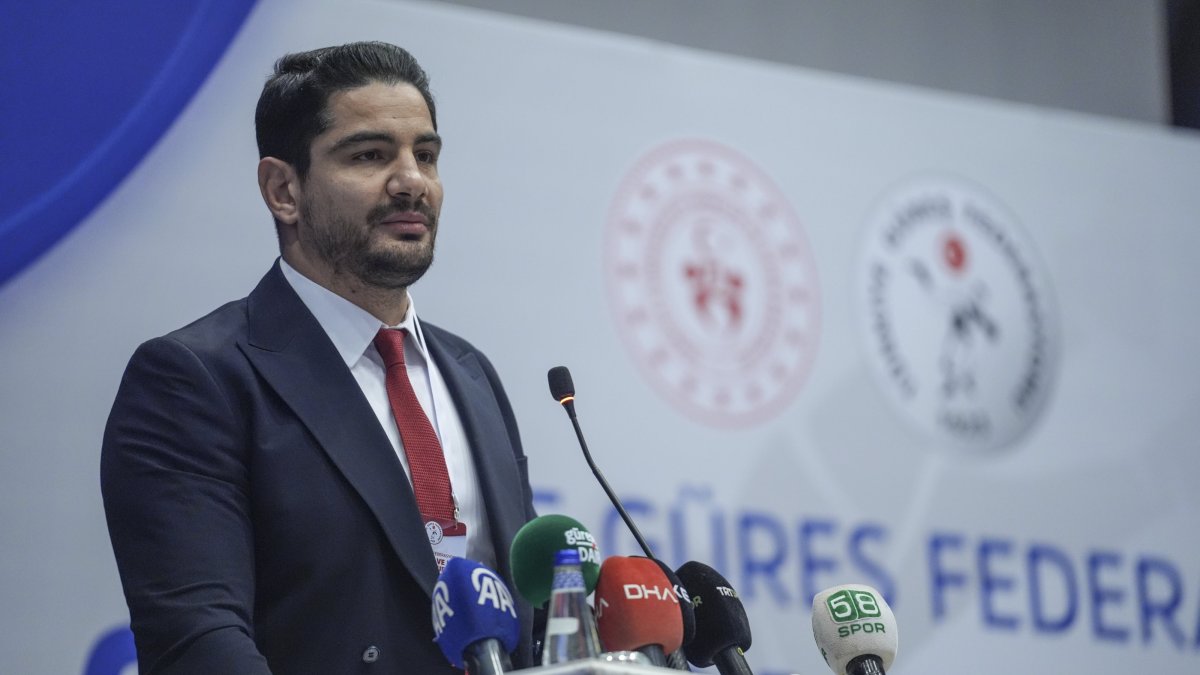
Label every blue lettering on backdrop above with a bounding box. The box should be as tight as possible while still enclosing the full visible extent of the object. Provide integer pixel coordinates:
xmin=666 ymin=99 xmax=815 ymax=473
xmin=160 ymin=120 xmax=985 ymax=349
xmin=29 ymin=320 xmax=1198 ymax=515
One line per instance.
xmin=1088 ymin=551 xmax=1130 ymax=643
xmin=534 ymin=485 xmax=1199 ymax=653
xmin=564 ymin=484 xmax=902 ymax=611
xmin=531 ymin=488 xmax=561 ymax=510
xmin=848 ymin=524 xmax=896 ymax=607
xmin=978 ymin=538 xmax=1020 ymax=630
xmin=602 ymin=498 xmax=662 ymax=558
xmin=1027 ymin=543 xmax=1077 ymax=633
xmin=798 ymin=519 xmax=839 ymax=604
xmin=668 ymin=484 xmax=729 ymax=573
xmin=1137 ymin=556 xmax=1186 ymax=648
xmin=929 ymin=532 xmax=968 ymax=620
xmin=927 ymin=533 xmax=1199 ymax=649
xmin=739 ymin=512 xmax=790 ymax=605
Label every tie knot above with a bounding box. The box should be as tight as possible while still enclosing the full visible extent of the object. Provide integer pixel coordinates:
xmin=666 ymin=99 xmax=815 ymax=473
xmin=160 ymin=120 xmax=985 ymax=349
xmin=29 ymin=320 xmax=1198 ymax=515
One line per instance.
xmin=373 ymin=328 xmax=409 ymax=369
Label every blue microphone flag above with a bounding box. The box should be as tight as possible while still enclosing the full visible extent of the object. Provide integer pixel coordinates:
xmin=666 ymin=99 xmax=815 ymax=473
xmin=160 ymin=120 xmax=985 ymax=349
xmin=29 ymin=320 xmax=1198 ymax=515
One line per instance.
xmin=432 ymin=557 xmax=521 ymax=668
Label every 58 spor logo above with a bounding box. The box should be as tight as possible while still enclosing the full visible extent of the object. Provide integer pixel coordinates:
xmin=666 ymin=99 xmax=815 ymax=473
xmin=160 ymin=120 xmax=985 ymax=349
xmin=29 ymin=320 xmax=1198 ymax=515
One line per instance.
xmin=826 ymin=589 xmax=886 ymax=638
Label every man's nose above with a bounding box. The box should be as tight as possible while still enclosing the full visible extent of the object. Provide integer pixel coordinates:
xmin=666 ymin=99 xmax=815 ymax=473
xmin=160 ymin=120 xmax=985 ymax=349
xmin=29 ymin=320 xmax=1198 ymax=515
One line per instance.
xmin=386 ymin=154 xmax=426 ymax=200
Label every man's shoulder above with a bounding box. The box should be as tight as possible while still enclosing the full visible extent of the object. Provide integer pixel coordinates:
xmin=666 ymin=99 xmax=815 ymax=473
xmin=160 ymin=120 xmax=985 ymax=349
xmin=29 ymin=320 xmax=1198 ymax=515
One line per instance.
xmin=158 ymin=296 xmax=252 ymax=356
xmin=148 ymin=264 xmax=291 ymax=358
xmin=112 ymin=296 xmax=258 ymax=412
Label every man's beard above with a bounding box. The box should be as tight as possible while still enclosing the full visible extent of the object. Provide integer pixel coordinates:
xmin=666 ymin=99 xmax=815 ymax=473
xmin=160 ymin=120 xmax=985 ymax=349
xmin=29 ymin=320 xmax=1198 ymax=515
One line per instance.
xmin=301 ymin=196 xmax=437 ymax=290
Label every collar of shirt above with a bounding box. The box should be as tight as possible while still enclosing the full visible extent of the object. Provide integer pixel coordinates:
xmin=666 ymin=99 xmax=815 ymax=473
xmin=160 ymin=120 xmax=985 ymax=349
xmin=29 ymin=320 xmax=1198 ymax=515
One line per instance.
xmin=278 ymin=258 xmax=432 ymax=367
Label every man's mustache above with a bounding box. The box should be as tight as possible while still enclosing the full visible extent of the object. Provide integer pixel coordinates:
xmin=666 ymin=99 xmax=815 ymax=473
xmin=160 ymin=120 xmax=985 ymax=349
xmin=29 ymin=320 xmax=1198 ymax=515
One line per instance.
xmin=368 ymin=199 xmax=437 ymax=225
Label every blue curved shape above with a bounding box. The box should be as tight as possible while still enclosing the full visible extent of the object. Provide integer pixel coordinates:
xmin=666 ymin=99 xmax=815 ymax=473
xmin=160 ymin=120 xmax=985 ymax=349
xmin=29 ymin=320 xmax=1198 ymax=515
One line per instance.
xmin=0 ymin=0 xmax=258 ymax=287
xmin=83 ymin=625 xmax=136 ymax=675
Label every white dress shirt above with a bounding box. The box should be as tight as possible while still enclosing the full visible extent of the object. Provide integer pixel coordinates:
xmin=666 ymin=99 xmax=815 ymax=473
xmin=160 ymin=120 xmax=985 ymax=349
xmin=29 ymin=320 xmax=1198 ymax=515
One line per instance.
xmin=280 ymin=259 xmax=495 ymax=569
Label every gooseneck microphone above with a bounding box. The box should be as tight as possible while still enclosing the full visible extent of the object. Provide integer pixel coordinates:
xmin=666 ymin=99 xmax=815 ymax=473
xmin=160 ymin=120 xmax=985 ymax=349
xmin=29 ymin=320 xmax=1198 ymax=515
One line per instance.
xmin=547 ymin=366 xmax=655 ymax=559
xmin=675 ymin=561 xmax=754 ymax=675
xmin=432 ymin=558 xmax=520 ymax=675
xmin=811 ymin=584 xmax=897 ymax=675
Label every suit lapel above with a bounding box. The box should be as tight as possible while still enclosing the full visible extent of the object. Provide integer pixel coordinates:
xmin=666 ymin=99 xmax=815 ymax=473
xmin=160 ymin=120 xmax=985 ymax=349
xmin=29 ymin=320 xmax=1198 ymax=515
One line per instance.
xmin=423 ymin=325 xmax=528 ymax=582
xmin=239 ymin=263 xmax=440 ymax=595
xmin=426 ymin=329 xmax=535 ymax=661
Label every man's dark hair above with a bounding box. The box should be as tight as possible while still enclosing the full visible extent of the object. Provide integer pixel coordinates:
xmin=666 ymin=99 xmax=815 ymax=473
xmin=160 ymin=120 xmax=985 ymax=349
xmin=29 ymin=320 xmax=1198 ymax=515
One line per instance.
xmin=255 ymin=41 xmax=437 ymax=179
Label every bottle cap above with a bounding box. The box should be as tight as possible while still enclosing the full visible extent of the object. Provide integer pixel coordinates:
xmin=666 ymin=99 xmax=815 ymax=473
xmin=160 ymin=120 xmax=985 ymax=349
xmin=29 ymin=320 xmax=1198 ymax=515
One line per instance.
xmin=555 ymin=548 xmax=581 ymax=566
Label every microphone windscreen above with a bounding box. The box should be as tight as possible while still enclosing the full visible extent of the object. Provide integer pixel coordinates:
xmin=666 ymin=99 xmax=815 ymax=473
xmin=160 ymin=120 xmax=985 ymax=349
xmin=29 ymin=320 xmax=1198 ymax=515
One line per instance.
xmin=675 ymin=561 xmax=752 ymax=668
xmin=510 ymin=514 xmax=601 ymax=606
xmin=547 ymin=366 xmax=575 ymax=402
xmin=432 ymin=557 xmax=520 ymax=669
xmin=594 ymin=556 xmax=684 ymax=653
xmin=645 ymin=557 xmax=696 ymax=646
xmin=811 ymin=584 xmax=897 ymax=675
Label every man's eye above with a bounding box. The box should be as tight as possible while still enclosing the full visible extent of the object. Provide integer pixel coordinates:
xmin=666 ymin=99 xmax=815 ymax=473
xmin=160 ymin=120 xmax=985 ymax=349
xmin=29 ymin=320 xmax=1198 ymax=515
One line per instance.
xmin=416 ymin=150 xmax=438 ymax=164
xmin=354 ymin=150 xmax=383 ymax=161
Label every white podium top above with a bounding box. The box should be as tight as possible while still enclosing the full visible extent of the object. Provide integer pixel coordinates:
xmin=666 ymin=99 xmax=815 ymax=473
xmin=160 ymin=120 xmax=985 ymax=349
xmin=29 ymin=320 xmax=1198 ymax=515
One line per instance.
xmin=514 ymin=652 xmax=680 ymax=674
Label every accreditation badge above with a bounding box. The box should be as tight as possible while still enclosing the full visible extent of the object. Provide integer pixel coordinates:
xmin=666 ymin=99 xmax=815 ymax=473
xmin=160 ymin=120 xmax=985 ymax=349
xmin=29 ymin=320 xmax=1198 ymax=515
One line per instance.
xmin=427 ymin=519 xmax=467 ymax=572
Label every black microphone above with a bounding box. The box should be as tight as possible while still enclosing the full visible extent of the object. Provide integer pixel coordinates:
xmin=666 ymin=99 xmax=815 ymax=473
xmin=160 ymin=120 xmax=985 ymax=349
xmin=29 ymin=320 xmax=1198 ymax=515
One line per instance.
xmin=547 ymin=366 xmax=655 ymax=559
xmin=675 ymin=561 xmax=754 ymax=675
xmin=646 ymin=557 xmax=696 ymax=670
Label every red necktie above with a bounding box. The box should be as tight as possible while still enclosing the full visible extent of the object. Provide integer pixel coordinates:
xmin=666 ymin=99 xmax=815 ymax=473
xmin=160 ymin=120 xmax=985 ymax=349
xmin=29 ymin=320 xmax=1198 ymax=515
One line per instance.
xmin=373 ymin=328 xmax=456 ymax=525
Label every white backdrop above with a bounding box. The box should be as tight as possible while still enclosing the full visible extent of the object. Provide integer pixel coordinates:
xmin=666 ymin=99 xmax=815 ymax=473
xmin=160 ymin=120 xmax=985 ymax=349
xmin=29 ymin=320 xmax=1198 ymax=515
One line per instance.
xmin=1 ymin=0 xmax=1198 ymax=673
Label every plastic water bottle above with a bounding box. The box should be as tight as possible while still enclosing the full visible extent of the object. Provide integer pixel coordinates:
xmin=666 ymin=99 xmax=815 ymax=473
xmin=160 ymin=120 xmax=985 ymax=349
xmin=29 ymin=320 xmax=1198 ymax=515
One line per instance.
xmin=542 ymin=548 xmax=602 ymax=665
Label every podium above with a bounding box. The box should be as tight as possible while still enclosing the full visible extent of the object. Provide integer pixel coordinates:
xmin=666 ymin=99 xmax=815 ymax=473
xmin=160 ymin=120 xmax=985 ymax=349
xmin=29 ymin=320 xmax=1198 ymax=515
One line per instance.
xmin=514 ymin=653 xmax=678 ymax=673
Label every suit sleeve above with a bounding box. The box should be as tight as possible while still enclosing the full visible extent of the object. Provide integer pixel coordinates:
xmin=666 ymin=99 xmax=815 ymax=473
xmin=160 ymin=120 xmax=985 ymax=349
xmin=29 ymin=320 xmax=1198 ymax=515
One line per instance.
xmin=475 ymin=349 xmax=537 ymax=522
xmin=101 ymin=336 xmax=271 ymax=674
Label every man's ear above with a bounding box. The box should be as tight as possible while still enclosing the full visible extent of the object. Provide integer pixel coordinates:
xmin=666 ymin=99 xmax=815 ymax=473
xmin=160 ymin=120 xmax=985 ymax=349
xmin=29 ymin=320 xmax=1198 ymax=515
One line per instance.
xmin=258 ymin=157 xmax=300 ymax=225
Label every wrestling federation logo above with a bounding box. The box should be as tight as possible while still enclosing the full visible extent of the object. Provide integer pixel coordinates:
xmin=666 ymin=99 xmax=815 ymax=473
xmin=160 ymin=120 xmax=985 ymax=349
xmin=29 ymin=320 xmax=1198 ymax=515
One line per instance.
xmin=858 ymin=177 xmax=1057 ymax=451
xmin=605 ymin=139 xmax=820 ymax=427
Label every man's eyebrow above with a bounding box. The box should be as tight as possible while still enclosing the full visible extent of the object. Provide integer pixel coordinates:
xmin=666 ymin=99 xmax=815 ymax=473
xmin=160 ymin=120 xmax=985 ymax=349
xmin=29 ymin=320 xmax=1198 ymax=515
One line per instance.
xmin=416 ymin=131 xmax=443 ymax=149
xmin=327 ymin=130 xmax=443 ymax=154
xmin=328 ymin=131 xmax=395 ymax=153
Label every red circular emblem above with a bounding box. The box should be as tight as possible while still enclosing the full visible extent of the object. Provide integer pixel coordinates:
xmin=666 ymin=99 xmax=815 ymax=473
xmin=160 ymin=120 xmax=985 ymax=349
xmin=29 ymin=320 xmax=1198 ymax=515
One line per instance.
xmin=604 ymin=139 xmax=820 ymax=427
xmin=943 ymin=232 xmax=967 ymax=274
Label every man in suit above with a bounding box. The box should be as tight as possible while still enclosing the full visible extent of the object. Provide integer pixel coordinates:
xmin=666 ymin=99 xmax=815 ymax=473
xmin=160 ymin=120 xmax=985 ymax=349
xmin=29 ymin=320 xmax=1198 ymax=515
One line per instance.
xmin=101 ymin=42 xmax=537 ymax=673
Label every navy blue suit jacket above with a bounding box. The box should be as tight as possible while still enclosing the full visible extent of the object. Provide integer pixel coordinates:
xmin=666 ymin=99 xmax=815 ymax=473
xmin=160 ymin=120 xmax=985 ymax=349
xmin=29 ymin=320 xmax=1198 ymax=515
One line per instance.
xmin=101 ymin=262 xmax=537 ymax=674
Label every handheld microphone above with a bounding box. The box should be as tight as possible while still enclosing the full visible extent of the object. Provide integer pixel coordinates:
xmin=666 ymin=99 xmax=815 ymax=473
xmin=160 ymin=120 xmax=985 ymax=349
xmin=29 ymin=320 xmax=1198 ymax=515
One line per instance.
xmin=675 ymin=561 xmax=754 ymax=675
xmin=645 ymin=557 xmax=696 ymax=670
xmin=647 ymin=557 xmax=696 ymax=645
xmin=432 ymin=558 xmax=520 ymax=675
xmin=547 ymin=366 xmax=655 ymax=558
xmin=594 ymin=556 xmax=684 ymax=667
xmin=509 ymin=514 xmax=601 ymax=606
xmin=811 ymin=584 xmax=897 ymax=675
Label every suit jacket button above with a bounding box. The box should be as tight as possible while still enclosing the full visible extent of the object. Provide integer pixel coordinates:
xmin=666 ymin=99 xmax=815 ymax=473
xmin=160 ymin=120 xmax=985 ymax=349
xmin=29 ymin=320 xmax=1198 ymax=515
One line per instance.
xmin=362 ymin=645 xmax=380 ymax=663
